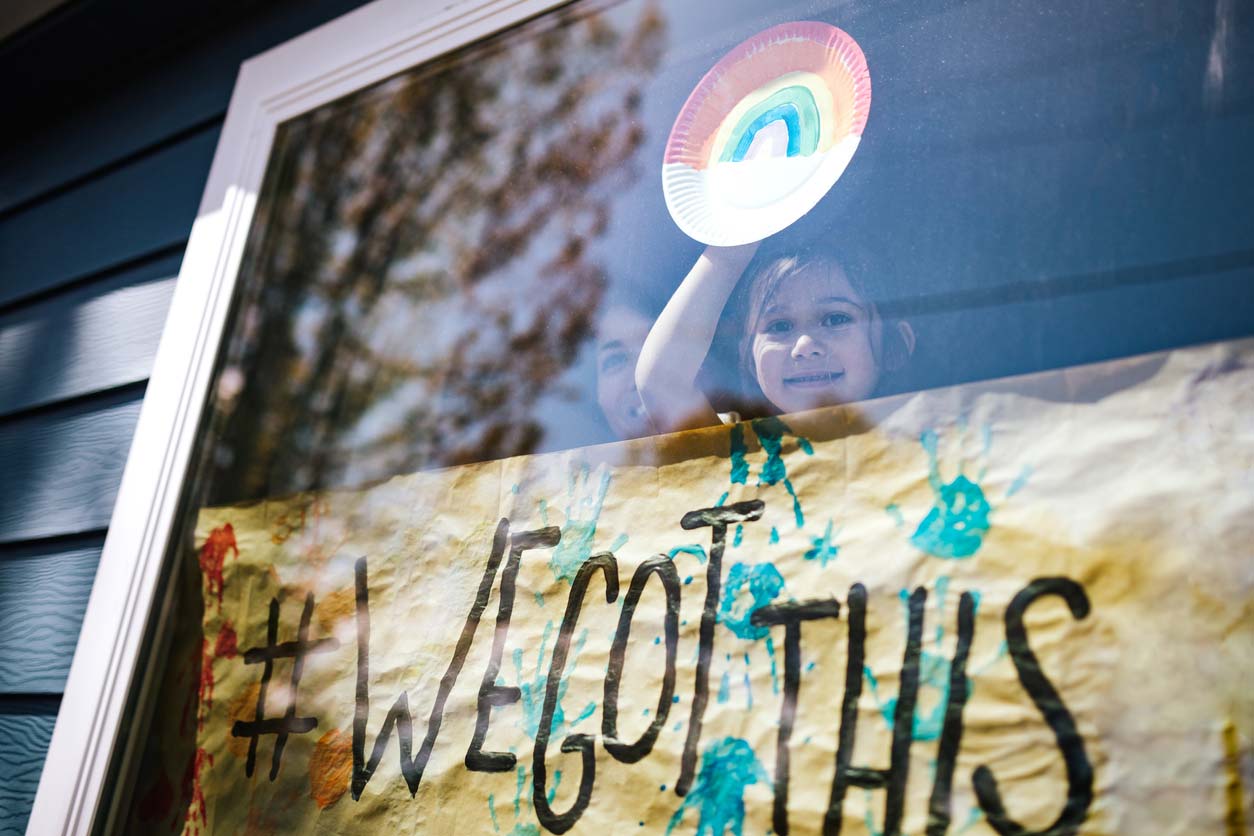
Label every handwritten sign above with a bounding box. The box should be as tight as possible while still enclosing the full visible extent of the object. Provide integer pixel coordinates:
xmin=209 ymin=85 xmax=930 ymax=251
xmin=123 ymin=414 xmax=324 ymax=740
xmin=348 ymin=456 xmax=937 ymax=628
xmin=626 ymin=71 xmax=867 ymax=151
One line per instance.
xmin=181 ymin=340 xmax=1252 ymax=835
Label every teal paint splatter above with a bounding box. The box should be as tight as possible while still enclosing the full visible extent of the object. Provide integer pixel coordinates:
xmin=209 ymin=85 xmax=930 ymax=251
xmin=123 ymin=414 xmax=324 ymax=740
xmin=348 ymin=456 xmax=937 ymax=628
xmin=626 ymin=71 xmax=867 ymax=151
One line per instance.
xmin=489 ymin=794 xmax=501 ymax=833
xmin=805 ymin=661 xmax=815 ymax=672
xmin=786 ymin=483 xmax=805 ymax=528
xmin=533 ymin=591 xmax=545 ymax=608
xmin=754 ymin=419 xmax=789 ymax=486
xmin=716 ymin=491 xmax=729 ymax=507
xmin=666 ymin=737 xmax=769 ymax=836
xmin=765 ymin=636 xmax=779 ymax=695
xmin=548 ymin=770 xmax=562 ymax=805
xmin=750 ymin=417 xmax=813 ymax=528
xmin=718 ymin=562 xmax=785 ymax=641
xmin=1006 ymin=465 xmax=1032 ymax=497
xmin=718 ymin=670 xmax=731 ymax=704
xmin=956 ymin=805 xmax=985 ymax=834
xmin=572 ymin=701 xmax=596 ymax=725
xmin=804 ymin=520 xmax=839 ymax=567
xmin=768 ymin=527 xmax=780 ymax=544
xmin=609 ymin=533 xmax=629 ymax=553
xmin=909 ymin=430 xmax=991 ymax=559
xmin=863 ymin=789 xmax=886 ymax=836
xmin=547 ymin=464 xmax=613 ymax=583
xmin=727 ymin=419 xmax=814 ymax=529
xmin=732 ymin=524 xmax=743 ymax=548
xmin=885 ymin=503 xmax=904 ymax=528
xmin=668 ymin=544 xmax=708 ymax=564
xmin=729 ymin=425 xmax=749 ymax=485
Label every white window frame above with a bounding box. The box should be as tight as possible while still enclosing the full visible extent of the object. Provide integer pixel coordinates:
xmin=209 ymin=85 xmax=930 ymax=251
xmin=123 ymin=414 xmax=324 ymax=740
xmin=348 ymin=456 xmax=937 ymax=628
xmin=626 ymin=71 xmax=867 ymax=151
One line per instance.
xmin=29 ymin=0 xmax=569 ymax=831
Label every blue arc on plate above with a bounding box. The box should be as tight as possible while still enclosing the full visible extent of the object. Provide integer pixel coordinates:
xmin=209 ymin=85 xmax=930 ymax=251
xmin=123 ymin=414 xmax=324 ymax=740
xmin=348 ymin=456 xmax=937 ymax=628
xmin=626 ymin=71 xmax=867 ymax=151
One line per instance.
xmin=719 ymin=85 xmax=822 ymax=163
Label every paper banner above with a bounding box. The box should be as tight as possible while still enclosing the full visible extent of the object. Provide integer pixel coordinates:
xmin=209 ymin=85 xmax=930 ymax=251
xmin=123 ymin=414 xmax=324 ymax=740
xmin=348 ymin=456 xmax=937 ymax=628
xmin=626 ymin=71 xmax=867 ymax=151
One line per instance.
xmin=180 ymin=338 xmax=1252 ymax=835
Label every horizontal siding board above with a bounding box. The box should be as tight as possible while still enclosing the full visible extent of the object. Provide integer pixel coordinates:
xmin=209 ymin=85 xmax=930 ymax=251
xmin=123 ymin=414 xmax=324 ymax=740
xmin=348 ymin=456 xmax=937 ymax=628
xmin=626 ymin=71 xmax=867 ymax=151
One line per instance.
xmin=0 ymin=125 xmax=217 ymax=309
xmin=0 ymin=0 xmax=373 ymax=215
xmin=0 ymin=259 xmax=178 ymax=417
xmin=0 ymin=389 xmax=143 ymax=544
xmin=0 ymin=710 xmax=56 ymax=836
xmin=0 ymin=537 xmax=103 ymax=694
xmin=0 ymin=85 xmax=228 ymax=220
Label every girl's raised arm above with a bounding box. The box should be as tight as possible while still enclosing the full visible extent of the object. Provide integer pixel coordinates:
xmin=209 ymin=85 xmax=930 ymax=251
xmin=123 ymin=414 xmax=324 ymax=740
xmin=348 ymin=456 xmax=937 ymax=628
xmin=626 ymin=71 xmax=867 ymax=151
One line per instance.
xmin=635 ymin=242 xmax=759 ymax=433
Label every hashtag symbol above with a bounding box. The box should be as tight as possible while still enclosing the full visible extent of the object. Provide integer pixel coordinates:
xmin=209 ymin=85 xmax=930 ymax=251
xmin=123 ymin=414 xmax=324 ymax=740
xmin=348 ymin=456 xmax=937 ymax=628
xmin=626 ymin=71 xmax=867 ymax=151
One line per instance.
xmin=231 ymin=592 xmax=339 ymax=779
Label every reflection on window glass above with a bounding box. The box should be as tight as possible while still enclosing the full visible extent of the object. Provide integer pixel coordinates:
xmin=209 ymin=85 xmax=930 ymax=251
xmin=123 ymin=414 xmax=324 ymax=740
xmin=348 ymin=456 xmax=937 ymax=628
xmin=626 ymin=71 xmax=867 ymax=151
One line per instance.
xmin=195 ymin=0 xmax=1251 ymax=505
xmin=206 ymin=3 xmax=668 ymax=503
xmin=116 ymin=0 xmax=1251 ymax=828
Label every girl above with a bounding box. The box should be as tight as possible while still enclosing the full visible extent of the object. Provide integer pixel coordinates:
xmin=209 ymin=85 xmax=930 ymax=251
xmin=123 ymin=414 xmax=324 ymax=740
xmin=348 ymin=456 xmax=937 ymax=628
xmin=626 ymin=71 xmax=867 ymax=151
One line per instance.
xmin=635 ymin=241 xmax=915 ymax=434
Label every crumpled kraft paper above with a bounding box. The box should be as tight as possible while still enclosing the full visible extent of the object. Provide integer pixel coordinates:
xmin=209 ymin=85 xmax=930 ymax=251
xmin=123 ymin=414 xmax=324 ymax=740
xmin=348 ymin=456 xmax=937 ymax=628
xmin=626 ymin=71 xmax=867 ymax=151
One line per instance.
xmin=181 ymin=338 xmax=1253 ymax=835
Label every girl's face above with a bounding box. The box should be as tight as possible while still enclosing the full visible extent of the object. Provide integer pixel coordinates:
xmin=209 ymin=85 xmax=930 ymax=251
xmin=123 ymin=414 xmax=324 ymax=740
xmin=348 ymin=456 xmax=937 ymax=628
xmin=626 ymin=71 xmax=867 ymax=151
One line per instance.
xmin=750 ymin=262 xmax=882 ymax=414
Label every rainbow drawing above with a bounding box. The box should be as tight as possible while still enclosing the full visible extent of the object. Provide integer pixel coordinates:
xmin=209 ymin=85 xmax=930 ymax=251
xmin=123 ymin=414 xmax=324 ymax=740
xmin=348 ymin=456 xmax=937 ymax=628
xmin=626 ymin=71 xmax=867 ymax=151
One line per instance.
xmin=663 ymin=22 xmax=871 ymax=246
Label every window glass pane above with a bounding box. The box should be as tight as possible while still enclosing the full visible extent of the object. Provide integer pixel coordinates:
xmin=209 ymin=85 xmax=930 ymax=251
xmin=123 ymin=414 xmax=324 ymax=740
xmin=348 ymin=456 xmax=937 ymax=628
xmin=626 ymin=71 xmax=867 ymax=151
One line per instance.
xmin=113 ymin=0 xmax=1252 ymax=832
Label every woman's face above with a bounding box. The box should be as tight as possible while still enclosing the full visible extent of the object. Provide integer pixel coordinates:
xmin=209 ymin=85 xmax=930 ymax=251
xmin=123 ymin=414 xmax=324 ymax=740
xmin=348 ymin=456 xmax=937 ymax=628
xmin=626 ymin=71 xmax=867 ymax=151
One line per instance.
xmin=596 ymin=306 xmax=655 ymax=440
xmin=750 ymin=262 xmax=882 ymax=415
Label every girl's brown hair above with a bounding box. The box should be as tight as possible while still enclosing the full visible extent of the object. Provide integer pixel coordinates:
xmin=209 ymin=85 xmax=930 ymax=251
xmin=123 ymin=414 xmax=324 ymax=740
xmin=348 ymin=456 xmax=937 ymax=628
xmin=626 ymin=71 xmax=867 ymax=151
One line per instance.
xmin=734 ymin=243 xmax=913 ymax=405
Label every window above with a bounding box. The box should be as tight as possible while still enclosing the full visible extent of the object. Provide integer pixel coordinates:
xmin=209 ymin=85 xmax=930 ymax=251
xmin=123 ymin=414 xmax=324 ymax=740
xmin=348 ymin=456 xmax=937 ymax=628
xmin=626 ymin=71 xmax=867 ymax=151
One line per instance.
xmin=42 ymin=0 xmax=1251 ymax=833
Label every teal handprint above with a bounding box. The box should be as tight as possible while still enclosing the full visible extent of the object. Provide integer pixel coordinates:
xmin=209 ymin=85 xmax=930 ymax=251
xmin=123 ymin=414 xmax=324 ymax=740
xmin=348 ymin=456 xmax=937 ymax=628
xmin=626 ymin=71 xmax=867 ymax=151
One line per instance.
xmin=910 ymin=429 xmax=990 ymax=558
xmin=540 ymin=462 xmax=614 ymax=583
xmin=485 ymin=622 xmax=587 ymax=835
xmin=866 ymin=578 xmax=1005 ymax=742
xmin=512 ymin=621 xmax=595 ymax=741
xmin=894 ymin=426 xmax=1029 ymax=560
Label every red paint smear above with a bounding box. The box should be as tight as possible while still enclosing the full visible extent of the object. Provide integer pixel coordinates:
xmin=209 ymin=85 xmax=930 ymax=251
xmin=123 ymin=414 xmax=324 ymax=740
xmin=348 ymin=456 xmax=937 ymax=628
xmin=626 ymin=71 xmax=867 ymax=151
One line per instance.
xmin=134 ymin=770 xmax=173 ymax=822
xmin=182 ymin=747 xmax=214 ymax=835
xmin=214 ymin=620 xmax=239 ymax=659
xmin=198 ymin=523 xmax=238 ymax=609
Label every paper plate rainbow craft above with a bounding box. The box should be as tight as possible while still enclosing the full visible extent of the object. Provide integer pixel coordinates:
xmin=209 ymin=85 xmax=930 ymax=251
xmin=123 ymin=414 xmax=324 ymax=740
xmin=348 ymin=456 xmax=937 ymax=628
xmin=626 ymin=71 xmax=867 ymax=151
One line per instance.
xmin=663 ymin=21 xmax=871 ymax=246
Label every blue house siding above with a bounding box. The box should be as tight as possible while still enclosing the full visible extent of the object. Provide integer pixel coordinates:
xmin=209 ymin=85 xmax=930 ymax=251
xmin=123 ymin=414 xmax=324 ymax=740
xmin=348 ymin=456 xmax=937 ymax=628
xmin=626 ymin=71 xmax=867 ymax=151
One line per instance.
xmin=0 ymin=1 xmax=369 ymax=831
